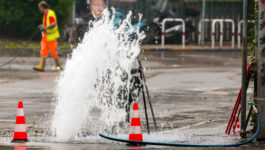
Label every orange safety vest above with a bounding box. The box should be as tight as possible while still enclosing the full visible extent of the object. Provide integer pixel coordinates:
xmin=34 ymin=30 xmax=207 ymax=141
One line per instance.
xmin=42 ymin=9 xmax=60 ymax=41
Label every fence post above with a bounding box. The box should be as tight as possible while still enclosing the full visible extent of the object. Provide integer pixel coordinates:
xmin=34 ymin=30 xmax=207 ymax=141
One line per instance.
xmin=241 ymin=0 xmax=248 ymax=133
xmin=161 ymin=20 xmax=165 ymax=47
xmin=238 ymin=20 xmax=243 ymax=48
xmin=220 ymin=20 xmax=224 ymax=47
xmin=202 ymin=0 xmax=206 ymax=47
xmin=161 ymin=18 xmax=185 ymax=48
xmin=198 ymin=19 xmax=210 ymax=45
xmin=212 ymin=19 xmax=223 ymax=48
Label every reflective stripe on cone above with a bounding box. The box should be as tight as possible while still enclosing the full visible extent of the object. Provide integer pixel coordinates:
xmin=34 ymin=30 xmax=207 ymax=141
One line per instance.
xmin=17 ymin=109 xmax=24 ymax=116
xmin=131 ymin=110 xmax=139 ymax=119
xmin=129 ymin=126 xmax=142 ymax=134
xmin=15 ymin=124 xmax=27 ymax=132
xmin=129 ymin=102 xmax=143 ymax=141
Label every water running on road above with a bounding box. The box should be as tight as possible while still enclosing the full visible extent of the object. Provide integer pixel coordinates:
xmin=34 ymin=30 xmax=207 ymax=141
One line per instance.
xmin=51 ymin=9 xmax=144 ymax=142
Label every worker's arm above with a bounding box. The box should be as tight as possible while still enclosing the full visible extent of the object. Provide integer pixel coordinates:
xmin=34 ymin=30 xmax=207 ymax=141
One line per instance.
xmin=45 ymin=16 xmax=57 ymax=30
xmin=45 ymin=22 xmax=57 ymax=30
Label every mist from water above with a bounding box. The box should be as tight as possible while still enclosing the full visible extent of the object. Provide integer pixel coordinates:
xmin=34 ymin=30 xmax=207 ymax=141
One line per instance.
xmin=50 ymin=9 xmax=144 ymax=142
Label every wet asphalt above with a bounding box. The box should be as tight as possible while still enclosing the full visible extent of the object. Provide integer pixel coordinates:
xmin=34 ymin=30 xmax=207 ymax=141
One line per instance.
xmin=0 ymin=51 xmax=265 ymax=149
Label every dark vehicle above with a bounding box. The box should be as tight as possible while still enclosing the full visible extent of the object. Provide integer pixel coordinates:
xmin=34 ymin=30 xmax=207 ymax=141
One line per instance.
xmin=143 ymin=7 xmax=200 ymax=44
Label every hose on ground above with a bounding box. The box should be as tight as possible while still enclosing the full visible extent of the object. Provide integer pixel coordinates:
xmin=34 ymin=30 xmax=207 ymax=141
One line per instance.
xmin=99 ymin=108 xmax=260 ymax=147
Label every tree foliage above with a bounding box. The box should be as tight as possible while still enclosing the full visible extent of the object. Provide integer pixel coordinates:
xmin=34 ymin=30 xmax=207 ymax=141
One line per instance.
xmin=247 ymin=0 xmax=258 ymax=56
xmin=0 ymin=0 xmax=75 ymax=38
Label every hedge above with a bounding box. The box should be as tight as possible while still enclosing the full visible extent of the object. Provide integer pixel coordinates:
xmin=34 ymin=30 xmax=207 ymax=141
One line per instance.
xmin=0 ymin=0 xmax=75 ymax=38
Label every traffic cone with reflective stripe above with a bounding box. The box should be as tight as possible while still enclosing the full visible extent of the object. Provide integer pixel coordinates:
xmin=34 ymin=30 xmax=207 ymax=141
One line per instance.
xmin=12 ymin=101 xmax=28 ymax=143
xmin=129 ymin=102 xmax=143 ymax=141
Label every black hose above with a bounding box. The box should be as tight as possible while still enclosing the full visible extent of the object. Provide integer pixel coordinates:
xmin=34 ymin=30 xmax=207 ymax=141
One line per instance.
xmin=0 ymin=29 xmax=39 ymax=68
xmin=100 ymin=113 xmax=261 ymax=147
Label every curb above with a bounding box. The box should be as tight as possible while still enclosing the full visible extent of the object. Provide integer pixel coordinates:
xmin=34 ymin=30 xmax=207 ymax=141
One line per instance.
xmin=0 ymin=47 xmax=242 ymax=57
xmin=0 ymin=48 xmax=72 ymax=57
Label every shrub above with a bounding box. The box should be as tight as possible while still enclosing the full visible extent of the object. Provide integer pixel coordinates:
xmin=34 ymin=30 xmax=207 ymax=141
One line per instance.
xmin=0 ymin=0 xmax=75 ymax=39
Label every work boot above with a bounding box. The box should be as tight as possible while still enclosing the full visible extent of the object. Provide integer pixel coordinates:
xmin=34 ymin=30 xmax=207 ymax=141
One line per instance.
xmin=54 ymin=59 xmax=63 ymax=72
xmin=33 ymin=56 xmax=46 ymax=72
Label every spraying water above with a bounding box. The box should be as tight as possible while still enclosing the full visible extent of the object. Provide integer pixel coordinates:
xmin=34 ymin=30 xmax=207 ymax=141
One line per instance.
xmin=51 ymin=9 xmax=145 ymax=142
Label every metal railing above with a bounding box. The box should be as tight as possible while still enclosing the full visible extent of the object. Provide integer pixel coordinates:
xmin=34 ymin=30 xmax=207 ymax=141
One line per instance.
xmin=161 ymin=18 xmax=246 ymax=49
xmin=211 ymin=19 xmax=223 ymax=48
xmin=161 ymin=18 xmax=185 ymax=48
xmin=211 ymin=19 xmax=235 ymax=48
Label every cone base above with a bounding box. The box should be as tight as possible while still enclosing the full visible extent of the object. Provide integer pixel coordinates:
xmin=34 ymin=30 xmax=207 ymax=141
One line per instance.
xmin=126 ymin=142 xmax=146 ymax=146
xmin=11 ymin=139 xmax=29 ymax=143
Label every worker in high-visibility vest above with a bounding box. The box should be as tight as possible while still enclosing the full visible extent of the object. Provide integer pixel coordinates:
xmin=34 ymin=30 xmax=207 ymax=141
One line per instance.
xmin=33 ymin=1 xmax=63 ymax=72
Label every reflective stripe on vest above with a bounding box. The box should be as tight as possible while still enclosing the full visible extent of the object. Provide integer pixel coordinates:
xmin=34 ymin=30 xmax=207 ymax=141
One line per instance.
xmin=46 ymin=28 xmax=59 ymax=35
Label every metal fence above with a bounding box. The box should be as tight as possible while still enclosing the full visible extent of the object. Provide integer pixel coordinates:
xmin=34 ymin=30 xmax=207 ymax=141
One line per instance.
xmin=109 ymin=1 xmax=243 ymax=43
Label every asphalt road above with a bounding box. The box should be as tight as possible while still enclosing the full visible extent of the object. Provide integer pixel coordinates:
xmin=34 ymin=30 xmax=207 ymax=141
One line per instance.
xmin=0 ymin=51 xmax=264 ymax=149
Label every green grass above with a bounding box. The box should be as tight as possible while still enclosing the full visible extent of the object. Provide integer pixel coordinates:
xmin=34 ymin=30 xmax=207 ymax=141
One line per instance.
xmin=0 ymin=40 xmax=73 ymax=49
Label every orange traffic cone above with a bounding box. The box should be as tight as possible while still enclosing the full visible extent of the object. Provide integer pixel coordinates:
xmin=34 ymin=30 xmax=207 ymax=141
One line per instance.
xmin=129 ymin=102 xmax=143 ymax=141
xmin=12 ymin=101 xmax=28 ymax=143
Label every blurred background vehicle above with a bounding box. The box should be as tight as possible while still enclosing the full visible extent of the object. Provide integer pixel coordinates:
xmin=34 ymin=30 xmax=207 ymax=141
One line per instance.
xmin=143 ymin=6 xmax=200 ymax=44
xmin=63 ymin=0 xmax=242 ymax=46
xmin=0 ymin=0 xmax=243 ymax=47
xmin=64 ymin=0 xmax=94 ymax=43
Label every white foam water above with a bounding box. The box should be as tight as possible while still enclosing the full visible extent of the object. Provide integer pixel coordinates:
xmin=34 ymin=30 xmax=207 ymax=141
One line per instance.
xmin=51 ymin=9 xmax=145 ymax=142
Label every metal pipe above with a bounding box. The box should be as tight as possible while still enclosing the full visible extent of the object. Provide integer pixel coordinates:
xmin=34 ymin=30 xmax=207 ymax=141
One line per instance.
xmin=241 ymin=0 xmax=248 ymax=132
xmin=198 ymin=19 xmax=210 ymax=45
xmin=138 ymin=59 xmax=158 ymax=131
xmin=243 ymin=105 xmax=253 ymax=130
xmin=201 ymin=0 xmax=206 ymax=47
xmin=141 ymin=88 xmax=150 ymax=134
xmin=220 ymin=20 xmax=224 ymax=47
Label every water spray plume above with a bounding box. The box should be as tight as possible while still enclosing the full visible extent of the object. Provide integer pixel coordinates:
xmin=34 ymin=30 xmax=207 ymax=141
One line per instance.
xmin=51 ymin=9 xmax=145 ymax=142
